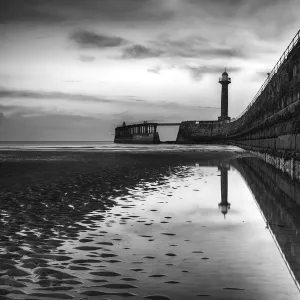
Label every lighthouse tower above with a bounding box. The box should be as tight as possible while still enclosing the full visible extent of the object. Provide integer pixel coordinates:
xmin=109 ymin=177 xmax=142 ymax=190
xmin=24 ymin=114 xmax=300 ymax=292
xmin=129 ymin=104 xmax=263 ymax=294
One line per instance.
xmin=218 ymin=68 xmax=231 ymax=122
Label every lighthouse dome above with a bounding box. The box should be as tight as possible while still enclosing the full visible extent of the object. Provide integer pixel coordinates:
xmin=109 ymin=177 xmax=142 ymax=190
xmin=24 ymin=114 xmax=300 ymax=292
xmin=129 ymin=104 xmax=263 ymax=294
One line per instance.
xmin=221 ymin=70 xmax=229 ymax=81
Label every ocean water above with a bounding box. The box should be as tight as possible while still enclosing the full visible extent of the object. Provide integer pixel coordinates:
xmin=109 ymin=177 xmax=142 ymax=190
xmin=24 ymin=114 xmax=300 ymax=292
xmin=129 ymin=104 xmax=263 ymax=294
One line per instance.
xmin=0 ymin=141 xmax=240 ymax=152
xmin=0 ymin=146 xmax=299 ymax=299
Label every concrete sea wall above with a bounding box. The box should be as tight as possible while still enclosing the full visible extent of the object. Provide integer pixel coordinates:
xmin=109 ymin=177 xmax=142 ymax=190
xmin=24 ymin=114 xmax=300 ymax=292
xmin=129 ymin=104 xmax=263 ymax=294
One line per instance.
xmin=114 ymin=132 xmax=160 ymax=144
xmin=225 ymin=32 xmax=300 ymax=158
xmin=176 ymin=121 xmax=225 ymax=143
xmin=114 ymin=122 xmax=159 ymax=144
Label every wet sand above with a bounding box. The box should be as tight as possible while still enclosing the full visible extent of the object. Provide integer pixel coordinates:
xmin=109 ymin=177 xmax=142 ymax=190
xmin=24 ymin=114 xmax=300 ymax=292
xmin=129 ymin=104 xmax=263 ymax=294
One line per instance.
xmin=0 ymin=147 xmax=299 ymax=299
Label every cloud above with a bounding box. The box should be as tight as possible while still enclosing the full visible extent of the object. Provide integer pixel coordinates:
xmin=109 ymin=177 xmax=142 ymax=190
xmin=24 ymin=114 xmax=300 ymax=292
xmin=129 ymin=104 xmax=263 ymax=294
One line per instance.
xmin=78 ymin=55 xmax=96 ymax=62
xmin=0 ymin=112 xmax=4 ymax=124
xmin=183 ymin=65 xmax=241 ymax=81
xmin=177 ymin=47 xmax=245 ymax=59
xmin=0 ymin=89 xmax=222 ymax=141
xmin=0 ymin=108 xmax=116 ymax=141
xmin=186 ymin=0 xmax=291 ymax=16
xmin=71 ymin=30 xmax=127 ymax=48
xmin=147 ymin=66 xmax=161 ymax=74
xmin=185 ymin=0 xmax=297 ymax=39
xmin=1 ymin=0 xmax=173 ymax=25
xmin=0 ymin=103 xmax=45 ymax=117
xmin=252 ymin=70 xmax=271 ymax=82
xmin=0 ymin=89 xmax=177 ymax=110
xmin=0 ymin=88 xmax=220 ymax=114
xmin=0 ymin=89 xmax=105 ymax=103
xmin=122 ymin=45 xmax=163 ymax=59
xmin=0 ymin=0 xmax=64 ymax=24
xmin=68 ymin=31 xmax=241 ymax=62
xmin=150 ymin=36 xmax=247 ymax=59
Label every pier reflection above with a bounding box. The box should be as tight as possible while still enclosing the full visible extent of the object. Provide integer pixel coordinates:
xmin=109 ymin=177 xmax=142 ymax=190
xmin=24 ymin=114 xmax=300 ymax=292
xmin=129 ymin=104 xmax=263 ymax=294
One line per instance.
xmin=232 ymin=157 xmax=300 ymax=289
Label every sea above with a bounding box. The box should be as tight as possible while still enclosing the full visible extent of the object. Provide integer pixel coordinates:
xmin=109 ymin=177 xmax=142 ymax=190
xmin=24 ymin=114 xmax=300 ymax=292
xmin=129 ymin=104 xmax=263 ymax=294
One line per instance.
xmin=0 ymin=141 xmax=237 ymax=152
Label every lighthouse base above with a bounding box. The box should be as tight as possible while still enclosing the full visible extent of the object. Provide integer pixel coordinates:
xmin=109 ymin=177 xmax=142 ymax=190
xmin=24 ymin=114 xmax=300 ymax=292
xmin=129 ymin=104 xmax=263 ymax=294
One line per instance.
xmin=218 ymin=116 xmax=231 ymax=122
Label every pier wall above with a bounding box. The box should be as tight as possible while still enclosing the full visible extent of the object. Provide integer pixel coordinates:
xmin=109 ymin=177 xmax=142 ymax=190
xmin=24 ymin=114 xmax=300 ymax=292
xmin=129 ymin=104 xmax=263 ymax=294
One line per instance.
xmin=114 ymin=123 xmax=160 ymax=144
xmin=225 ymin=33 xmax=300 ymax=158
xmin=114 ymin=132 xmax=160 ymax=144
xmin=176 ymin=121 xmax=225 ymax=144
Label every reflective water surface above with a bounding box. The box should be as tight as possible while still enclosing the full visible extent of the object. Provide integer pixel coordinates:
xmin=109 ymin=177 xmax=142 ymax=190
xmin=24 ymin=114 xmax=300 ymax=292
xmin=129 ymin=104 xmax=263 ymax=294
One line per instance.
xmin=0 ymin=147 xmax=299 ymax=299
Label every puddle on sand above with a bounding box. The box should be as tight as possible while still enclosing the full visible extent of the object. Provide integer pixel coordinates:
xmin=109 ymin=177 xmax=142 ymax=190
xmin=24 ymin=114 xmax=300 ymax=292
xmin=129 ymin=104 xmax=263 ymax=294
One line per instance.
xmin=61 ymin=162 xmax=299 ymax=299
xmin=0 ymin=153 xmax=300 ymax=300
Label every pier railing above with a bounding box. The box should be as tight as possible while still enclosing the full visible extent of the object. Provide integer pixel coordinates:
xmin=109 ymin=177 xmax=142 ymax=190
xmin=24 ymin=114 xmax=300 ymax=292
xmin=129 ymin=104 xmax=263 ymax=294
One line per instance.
xmin=116 ymin=120 xmax=182 ymax=127
xmin=232 ymin=29 xmax=300 ymax=122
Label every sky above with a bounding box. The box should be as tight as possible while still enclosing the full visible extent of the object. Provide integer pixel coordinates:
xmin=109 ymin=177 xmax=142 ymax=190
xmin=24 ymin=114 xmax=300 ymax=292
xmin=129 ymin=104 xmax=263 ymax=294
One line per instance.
xmin=0 ymin=0 xmax=299 ymax=141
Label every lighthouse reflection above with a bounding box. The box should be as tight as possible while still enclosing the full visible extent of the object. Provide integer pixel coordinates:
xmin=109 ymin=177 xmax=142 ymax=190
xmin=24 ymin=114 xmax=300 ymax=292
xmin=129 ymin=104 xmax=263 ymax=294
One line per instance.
xmin=218 ymin=163 xmax=231 ymax=219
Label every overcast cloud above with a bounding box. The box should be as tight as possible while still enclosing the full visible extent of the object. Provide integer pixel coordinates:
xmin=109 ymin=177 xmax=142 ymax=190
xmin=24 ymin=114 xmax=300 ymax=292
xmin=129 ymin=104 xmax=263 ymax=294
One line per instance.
xmin=1 ymin=0 xmax=299 ymax=140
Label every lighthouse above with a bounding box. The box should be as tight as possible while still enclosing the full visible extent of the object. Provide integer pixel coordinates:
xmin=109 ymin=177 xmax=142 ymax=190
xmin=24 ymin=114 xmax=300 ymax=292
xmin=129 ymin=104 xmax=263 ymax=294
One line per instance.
xmin=218 ymin=68 xmax=231 ymax=122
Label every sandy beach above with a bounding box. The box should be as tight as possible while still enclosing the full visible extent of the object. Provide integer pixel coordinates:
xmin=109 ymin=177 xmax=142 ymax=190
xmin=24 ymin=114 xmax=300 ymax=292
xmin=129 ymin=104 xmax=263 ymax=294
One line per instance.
xmin=0 ymin=147 xmax=299 ymax=300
